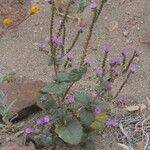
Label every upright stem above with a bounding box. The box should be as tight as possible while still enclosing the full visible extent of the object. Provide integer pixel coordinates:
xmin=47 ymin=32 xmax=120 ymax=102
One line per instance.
xmin=123 ymin=55 xmax=135 ymax=73
xmin=50 ymin=2 xmax=55 ymax=54
xmin=61 ymin=25 xmax=66 ymax=56
xmin=95 ymin=0 xmax=107 ymax=22
xmin=62 ymin=82 xmax=75 ymax=102
xmin=66 ymin=32 xmax=80 ymax=54
xmin=114 ymin=72 xmax=131 ymax=98
xmin=57 ymin=1 xmax=71 ymax=37
xmin=101 ymin=52 xmax=108 ymax=79
xmin=122 ymin=55 xmax=126 ymax=70
xmin=80 ymin=9 xmax=97 ymax=66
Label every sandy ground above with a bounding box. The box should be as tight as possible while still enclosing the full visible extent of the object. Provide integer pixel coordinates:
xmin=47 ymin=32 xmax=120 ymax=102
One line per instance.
xmin=0 ymin=0 xmax=150 ymax=149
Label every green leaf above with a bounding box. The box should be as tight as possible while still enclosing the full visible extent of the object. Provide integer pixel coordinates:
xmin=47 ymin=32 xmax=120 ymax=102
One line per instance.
xmin=52 ymin=108 xmax=66 ymax=121
xmin=55 ymin=119 xmax=83 ymax=145
xmin=85 ymin=141 xmax=96 ymax=150
xmin=79 ymin=108 xmax=95 ymax=126
xmin=95 ymin=86 xmax=106 ymax=94
xmin=68 ymin=68 xmax=87 ymax=82
xmin=75 ymin=92 xmax=91 ymax=106
xmin=48 ymin=57 xmax=64 ymax=66
xmin=34 ymin=134 xmax=52 ymax=147
xmin=42 ymin=82 xmax=69 ymax=96
xmin=57 ymin=72 xmax=70 ymax=82
xmin=96 ymin=101 xmax=110 ymax=112
xmin=77 ymin=0 xmax=87 ymax=14
xmin=0 ymin=90 xmax=5 ymax=102
xmin=45 ymin=97 xmax=57 ymax=113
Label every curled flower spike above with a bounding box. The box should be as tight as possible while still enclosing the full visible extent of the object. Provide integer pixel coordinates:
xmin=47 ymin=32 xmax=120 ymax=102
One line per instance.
xmin=133 ymin=49 xmax=140 ymax=57
xmin=106 ymin=82 xmax=113 ymax=90
xmin=43 ymin=115 xmax=50 ymax=123
xmin=122 ymin=49 xmax=129 ymax=56
xmin=130 ymin=65 xmax=136 ymax=74
xmin=85 ymin=58 xmax=92 ymax=65
xmin=67 ymin=52 xmax=73 ymax=61
xmin=90 ymin=1 xmax=97 ymax=9
xmin=114 ymin=57 xmax=123 ymax=64
xmin=3 ymin=17 xmax=13 ymax=26
xmin=114 ymin=68 xmax=121 ymax=76
xmin=106 ymin=119 xmax=118 ymax=127
xmin=31 ymin=6 xmax=39 ymax=15
xmin=52 ymin=36 xmax=63 ymax=46
xmin=95 ymin=105 xmax=102 ymax=114
xmin=39 ymin=42 xmax=46 ymax=49
xmin=25 ymin=127 xmax=33 ymax=134
xmin=96 ymin=68 xmax=102 ymax=77
xmin=119 ymin=96 xmax=126 ymax=105
xmin=40 ymin=95 xmax=46 ymax=101
xmin=36 ymin=118 xmax=45 ymax=125
xmin=77 ymin=26 xmax=83 ymax=33
xmin=67 ymin=95 xmax=76 ymax=104
xmin=102 ymin=46 xmax=111 ymax=53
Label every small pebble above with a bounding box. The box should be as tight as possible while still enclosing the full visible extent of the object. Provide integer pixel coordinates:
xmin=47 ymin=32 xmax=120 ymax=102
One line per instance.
xmin=123 ymin=30 xmax=129 ymax=37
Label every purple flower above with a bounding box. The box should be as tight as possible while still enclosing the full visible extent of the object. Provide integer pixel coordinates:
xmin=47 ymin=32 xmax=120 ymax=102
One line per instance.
xmin=114 ymin=57 xmax=123 ymax=64
xmin=106 ymin=82 xmax=113 ymax=90
xmin=85 ymin=58 xmax=92 ymax=65
xmin=96 ymin=68 xmax=102 ymax=77
xmin=77 ymin=26 xmax=83 ymax=33
xmin=36 ymin=118 xmax=45 ymax=125
xmin=95 ymin=105 xmax=102 ymax=114
xmin=122 ymin=49 xmax=129 ymax=56
xmin=52 ymin=36 xmax=63 ymax=46
xmin=106 ymin=119 xmax=118 ymax=127
xmin=133 ymin=49 xmax=140 ymax=57
xmin=39 ymin=42 xmax=46 ymax=49
xmin=43 ymin=115 xmax=50 ymax=123
xmin=102 ymin=46 xmax=111 ymax=53
xmin=114 ymin=68 xmax=121 ymax=76
xmin=67 ymin=52 xmax=73 ymax=61
xmin=109 ymin=59 xmax=115 ymax=66
xmin=130 ymin=65 xmax=136 ymax=74
xmin=119 ymin=96 xmax=126 ymax=105
xmin=90 ymin=1 xmax=97 ymax=9
xmin=25 ymin=127 xmax=33 ymax=134
xmin=67 ymin=95 xmax=76 ymax=104
xmin=40 ymin=95 xmax=46 ymax=101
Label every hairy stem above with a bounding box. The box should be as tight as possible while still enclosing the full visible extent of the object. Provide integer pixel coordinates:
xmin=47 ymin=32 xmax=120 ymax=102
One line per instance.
xmin=50 ymin=2 xmax=55 ymax=54
xmin=61 ymin=25 xmax=66 ymax=56
xmin=66 ymin=32 xmax=80 ymax=54
xmin=95 ymin=0 xmax=107 ymax=22
xmin=101 ymin=52 xmax=108 ymax=79
xmin=123 ymin=55 xmax=135 ymax=73
xmin=57 ymin=1 xmax=71 ymax=37
xmin=80 ymin=9 xmax=97 ymax=66
xmin=114 ymin=72 xmax=131 ymax=98
xmin=62 ymin=82 xmax=75 ymax=102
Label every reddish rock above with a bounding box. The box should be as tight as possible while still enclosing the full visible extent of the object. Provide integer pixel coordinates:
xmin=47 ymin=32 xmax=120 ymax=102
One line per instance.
xmin=0 ymin=81 xmax=45 ymax=120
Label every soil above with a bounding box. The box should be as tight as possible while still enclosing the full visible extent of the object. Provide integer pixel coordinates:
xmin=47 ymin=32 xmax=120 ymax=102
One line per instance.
xmin=0 ymin=0 xmax=150 ymax=149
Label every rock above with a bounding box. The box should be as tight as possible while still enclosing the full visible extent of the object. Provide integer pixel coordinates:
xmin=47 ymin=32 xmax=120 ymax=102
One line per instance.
xmin=138 ymin=104 xmax=146 ymax=111
xmin=0 ymin=81 xmax=45 ymax=120
xmin=139 ymin=36 xmax=150 ymax=43
xmin=125 ymin=105 xmax=139 ymax=112
xmin=107 ymin=21 xmax=119 ymax=32
xmin=123 ymin=30 xmax=129 ymax=37
xmin=1 ymin=144 xmax=35 ymax=150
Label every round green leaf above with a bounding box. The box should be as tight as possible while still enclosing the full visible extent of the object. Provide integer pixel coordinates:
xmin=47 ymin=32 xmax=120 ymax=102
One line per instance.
xmin=55 ymin=119 xmax=83 ymax=145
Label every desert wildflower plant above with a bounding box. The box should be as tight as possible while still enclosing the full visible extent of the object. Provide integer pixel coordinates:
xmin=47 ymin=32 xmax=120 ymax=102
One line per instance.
xmin=23 ymin=0 xmax=140 ymax=149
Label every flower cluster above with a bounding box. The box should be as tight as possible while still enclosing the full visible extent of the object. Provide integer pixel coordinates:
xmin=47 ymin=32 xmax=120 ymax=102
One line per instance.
xmin=52 ymin=36 xmax=64 ymax=46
